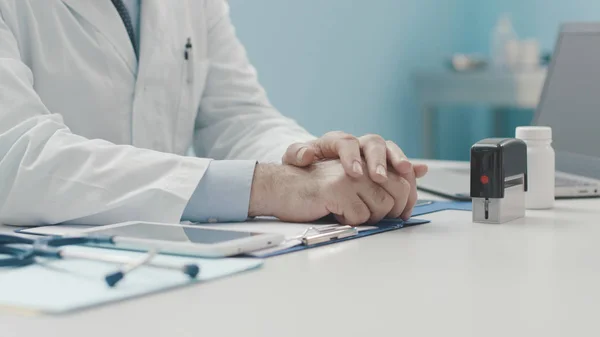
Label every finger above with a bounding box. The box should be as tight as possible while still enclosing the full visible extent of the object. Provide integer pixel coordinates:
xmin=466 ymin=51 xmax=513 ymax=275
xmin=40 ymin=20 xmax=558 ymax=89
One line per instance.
xmin=317 ymin=132 xmax=363 ymax=178
xmin=358 ymin=183 xmax=395 ymax=224
xmin=414 ymin=164 xmax=429 ymax=178
xmin=400 ymin=169 xmax=418 ymax=220
xmin=333 ymin=194 xmax=371 ymax=226
xmin=385 ymin=141 xmax=412 ymax=174
xmin=359 ymin=134 xmax=388 ymax=184
xmin=384 ymin=141 xmax=418 ymax=219
xmin=281 ymin=142 xmax=316 ymax=167
xmin=381 ymin=176 xmax=411 ymax=219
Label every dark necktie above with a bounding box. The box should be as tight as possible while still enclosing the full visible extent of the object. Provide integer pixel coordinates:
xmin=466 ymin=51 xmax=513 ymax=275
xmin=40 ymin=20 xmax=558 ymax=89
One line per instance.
xmin=111 ymin=0 xmax=138 ymax=59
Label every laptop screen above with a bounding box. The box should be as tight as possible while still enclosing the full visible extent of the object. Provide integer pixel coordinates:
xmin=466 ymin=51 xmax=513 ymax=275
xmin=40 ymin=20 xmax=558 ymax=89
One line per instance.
xmin=534 ymin=23 xmax=600 ymax=179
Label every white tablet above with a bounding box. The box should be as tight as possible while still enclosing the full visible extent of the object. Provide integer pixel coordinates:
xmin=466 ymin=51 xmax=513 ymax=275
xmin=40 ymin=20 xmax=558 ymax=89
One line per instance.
xmin=81 ymin=221 xmax=285 ymax=258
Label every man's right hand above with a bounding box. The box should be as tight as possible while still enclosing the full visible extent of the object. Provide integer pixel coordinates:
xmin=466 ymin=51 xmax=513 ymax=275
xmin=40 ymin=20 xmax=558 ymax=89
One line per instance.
xmin=248 ymin=160 xmax=411 ymax=226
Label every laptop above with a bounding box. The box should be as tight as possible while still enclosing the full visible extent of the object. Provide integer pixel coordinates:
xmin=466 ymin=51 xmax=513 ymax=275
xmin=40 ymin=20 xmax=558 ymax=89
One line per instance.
xmin=417 ymin=23 xmax=600 ymax=200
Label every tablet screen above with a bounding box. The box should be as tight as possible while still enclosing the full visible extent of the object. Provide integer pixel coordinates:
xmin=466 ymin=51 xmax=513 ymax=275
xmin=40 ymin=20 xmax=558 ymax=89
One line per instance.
xmin=92 ymin=223 xmax=260 ymax=244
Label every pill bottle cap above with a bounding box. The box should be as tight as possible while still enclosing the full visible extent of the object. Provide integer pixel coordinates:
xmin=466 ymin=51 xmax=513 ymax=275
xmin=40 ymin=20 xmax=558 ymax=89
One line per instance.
xmin=516 ymin=126 xmax=552 ymax=140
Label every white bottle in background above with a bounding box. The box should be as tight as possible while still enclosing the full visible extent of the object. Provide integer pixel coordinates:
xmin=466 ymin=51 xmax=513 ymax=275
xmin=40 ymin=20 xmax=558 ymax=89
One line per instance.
xmin=491 ymin=14 xmax=519 ymax=70
xmin=518 ymin=39 xmax=541 ymax=70
xmin=516 ymin=126 xmax=555 ymax=209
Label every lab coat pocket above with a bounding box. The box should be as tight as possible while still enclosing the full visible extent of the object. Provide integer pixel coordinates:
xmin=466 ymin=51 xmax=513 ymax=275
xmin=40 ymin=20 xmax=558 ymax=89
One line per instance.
xmin=174 ymin=59 xmax=209 ymax=155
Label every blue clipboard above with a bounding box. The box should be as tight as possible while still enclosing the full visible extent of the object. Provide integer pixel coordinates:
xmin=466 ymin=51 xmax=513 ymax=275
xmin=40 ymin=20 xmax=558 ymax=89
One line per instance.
xmin=251 ymin=218 xmax=429 ymax=258
xmin=251 ymin=200 xmax=472 ymax=258
xmin=412 ymin=200 xmax=472 ymax=216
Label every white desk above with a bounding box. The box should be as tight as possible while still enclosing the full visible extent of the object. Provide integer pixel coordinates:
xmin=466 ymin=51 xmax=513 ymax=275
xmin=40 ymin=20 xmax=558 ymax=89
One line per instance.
xmin=413 ymin=70 xmax=547 ymax=158
xmin=2 ymin=160 xmax=600 ymax=337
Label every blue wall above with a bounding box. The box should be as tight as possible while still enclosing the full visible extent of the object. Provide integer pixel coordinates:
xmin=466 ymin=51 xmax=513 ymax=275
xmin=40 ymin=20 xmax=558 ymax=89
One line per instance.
xmin=228 ymin=1 xmax=600 ymax=159
xmin=228 ymin=0 xmax=471 ymax=158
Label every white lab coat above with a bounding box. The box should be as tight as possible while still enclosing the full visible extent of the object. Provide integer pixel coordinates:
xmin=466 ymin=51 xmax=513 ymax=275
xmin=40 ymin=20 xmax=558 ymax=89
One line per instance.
xmin=0 ymin=0 xmax=315 ymax=226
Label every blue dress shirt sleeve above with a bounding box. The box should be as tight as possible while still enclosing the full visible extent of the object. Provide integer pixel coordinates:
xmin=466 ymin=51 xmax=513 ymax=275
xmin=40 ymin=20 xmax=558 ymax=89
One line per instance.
xmin=182 ymin=160 xmax=257 ymax=223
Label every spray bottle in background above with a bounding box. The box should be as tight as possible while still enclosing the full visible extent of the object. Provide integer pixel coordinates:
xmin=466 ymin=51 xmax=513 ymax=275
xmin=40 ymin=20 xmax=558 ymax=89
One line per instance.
xmin=491 ymin=14 xmax=519 ymax=70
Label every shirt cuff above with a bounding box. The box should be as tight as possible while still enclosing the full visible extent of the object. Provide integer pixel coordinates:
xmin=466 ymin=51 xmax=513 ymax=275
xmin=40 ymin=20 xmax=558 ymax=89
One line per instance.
xmin=181 ymin=160 xmax=257 ymax=223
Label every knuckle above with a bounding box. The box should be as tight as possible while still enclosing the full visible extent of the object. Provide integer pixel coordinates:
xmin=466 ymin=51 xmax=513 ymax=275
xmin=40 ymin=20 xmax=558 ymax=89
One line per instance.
xmin=379 ymin=204 xmax=395 ymax=220
xmin=358 ymin=211 xmax=370 ymax=224
xmin=333 ymin=135 xmax=359 ymax=151
xmin=343 ymin=137 xmax=360 ymax=150
xmin=325 ymin=131 xmax=354 ymax=141
xmin=367 ymin=134 xmax=386 ymax=144
xmin=325 ymin=199 xmax=341 ymax=215
xmin=384 ymin=194 xmax=395 ymax=210
xmin=387 ymin=198 xmax=404 ymax=218
xmin=362 ymin=134 xmax=386 ymax=147
xmin=370 ymin=204 xmax=391 ymax=223
xmin=371 ymin=185 xmax=390 ymax=205
xmin=387 ymin=171 xmax=402 ymax=183
xmin=338 ymin=132 xmax=357 ymax=141
xmin=385 ymin=140 xmax=396 ymax=147
xmin=323 ymin=131 xmax=342 ymax=138
xmin=398 ymin=177 xmax=411 ymax=192
xmin=350 ymin=199 xmax=365 ymax=211
xmin=334 ymin=131 xmax=359 ymax=143
xmin=388 ymin=197 xmax=407 ymax=218
xmin=351 ymin=202 xmax=370 ymax=223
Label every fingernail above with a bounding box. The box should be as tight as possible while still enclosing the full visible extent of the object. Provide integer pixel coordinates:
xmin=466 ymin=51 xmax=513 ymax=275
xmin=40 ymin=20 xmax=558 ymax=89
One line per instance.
xmin=376 ymin=165 xmax=387 ymax=178
xmin=296 ymin=147 xmax=307 ymax=163
xmin=353 ymin=161 xmax=363 ymax=175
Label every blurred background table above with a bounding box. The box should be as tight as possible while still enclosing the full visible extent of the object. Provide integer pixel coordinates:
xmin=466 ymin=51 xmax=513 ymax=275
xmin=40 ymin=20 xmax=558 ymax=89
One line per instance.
xmin=413 ymin=69 xmax=547 ymax=158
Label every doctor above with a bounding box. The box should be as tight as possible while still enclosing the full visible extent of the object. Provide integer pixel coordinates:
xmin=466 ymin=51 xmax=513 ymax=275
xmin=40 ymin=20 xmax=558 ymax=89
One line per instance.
xmin=0 ymin=0 xmax=427 ymax=227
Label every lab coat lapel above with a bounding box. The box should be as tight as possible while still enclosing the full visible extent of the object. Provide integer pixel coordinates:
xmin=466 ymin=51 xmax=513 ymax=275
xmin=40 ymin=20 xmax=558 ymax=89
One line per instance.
xmin=61 ymin=0 xmax=137 ymax=75
xmin=132 ymin=0 xmax=188 ymax=150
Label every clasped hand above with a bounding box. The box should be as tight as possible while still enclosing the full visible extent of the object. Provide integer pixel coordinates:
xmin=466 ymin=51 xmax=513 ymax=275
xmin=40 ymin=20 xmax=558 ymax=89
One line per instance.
xmin=249 ymin=132 xmax=428 ymax=226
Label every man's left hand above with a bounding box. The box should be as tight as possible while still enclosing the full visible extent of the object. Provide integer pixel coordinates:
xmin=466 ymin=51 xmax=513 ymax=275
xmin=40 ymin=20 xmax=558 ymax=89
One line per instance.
xmin=282 ymin=131 xmax=428 ymax=220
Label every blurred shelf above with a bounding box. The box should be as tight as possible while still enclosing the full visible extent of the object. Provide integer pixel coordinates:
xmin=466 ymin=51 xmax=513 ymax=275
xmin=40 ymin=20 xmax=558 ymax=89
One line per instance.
xmin=412 ymin=68 xmax=547 ymax=158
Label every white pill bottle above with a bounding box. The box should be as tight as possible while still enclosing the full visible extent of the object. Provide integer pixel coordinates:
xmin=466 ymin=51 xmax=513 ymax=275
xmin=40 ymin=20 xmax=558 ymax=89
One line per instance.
xmin=516 ymin=126 xmax=555 ymax=209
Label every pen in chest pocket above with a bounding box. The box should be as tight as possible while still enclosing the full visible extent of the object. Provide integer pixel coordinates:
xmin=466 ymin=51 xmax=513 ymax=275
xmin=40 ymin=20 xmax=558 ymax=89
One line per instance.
xmin=184 ymin=37 xmax=194 ymax=84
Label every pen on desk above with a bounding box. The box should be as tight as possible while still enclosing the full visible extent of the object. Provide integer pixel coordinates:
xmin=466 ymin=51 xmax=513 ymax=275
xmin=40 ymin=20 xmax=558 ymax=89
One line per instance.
xmin=184 ymin=37 xmax=193 ymax=84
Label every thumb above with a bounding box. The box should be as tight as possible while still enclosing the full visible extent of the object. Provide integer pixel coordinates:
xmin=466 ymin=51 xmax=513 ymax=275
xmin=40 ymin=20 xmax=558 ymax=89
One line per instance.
xmin=414 ymin=164 xmax=428 ymax=178
xmin=282 ymin=142 xmax=316 ymax=166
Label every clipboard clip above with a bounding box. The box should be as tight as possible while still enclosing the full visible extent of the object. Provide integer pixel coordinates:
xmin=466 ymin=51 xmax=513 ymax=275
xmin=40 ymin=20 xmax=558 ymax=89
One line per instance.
xmin=291 ymin=225 xmax=358 ymax=246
